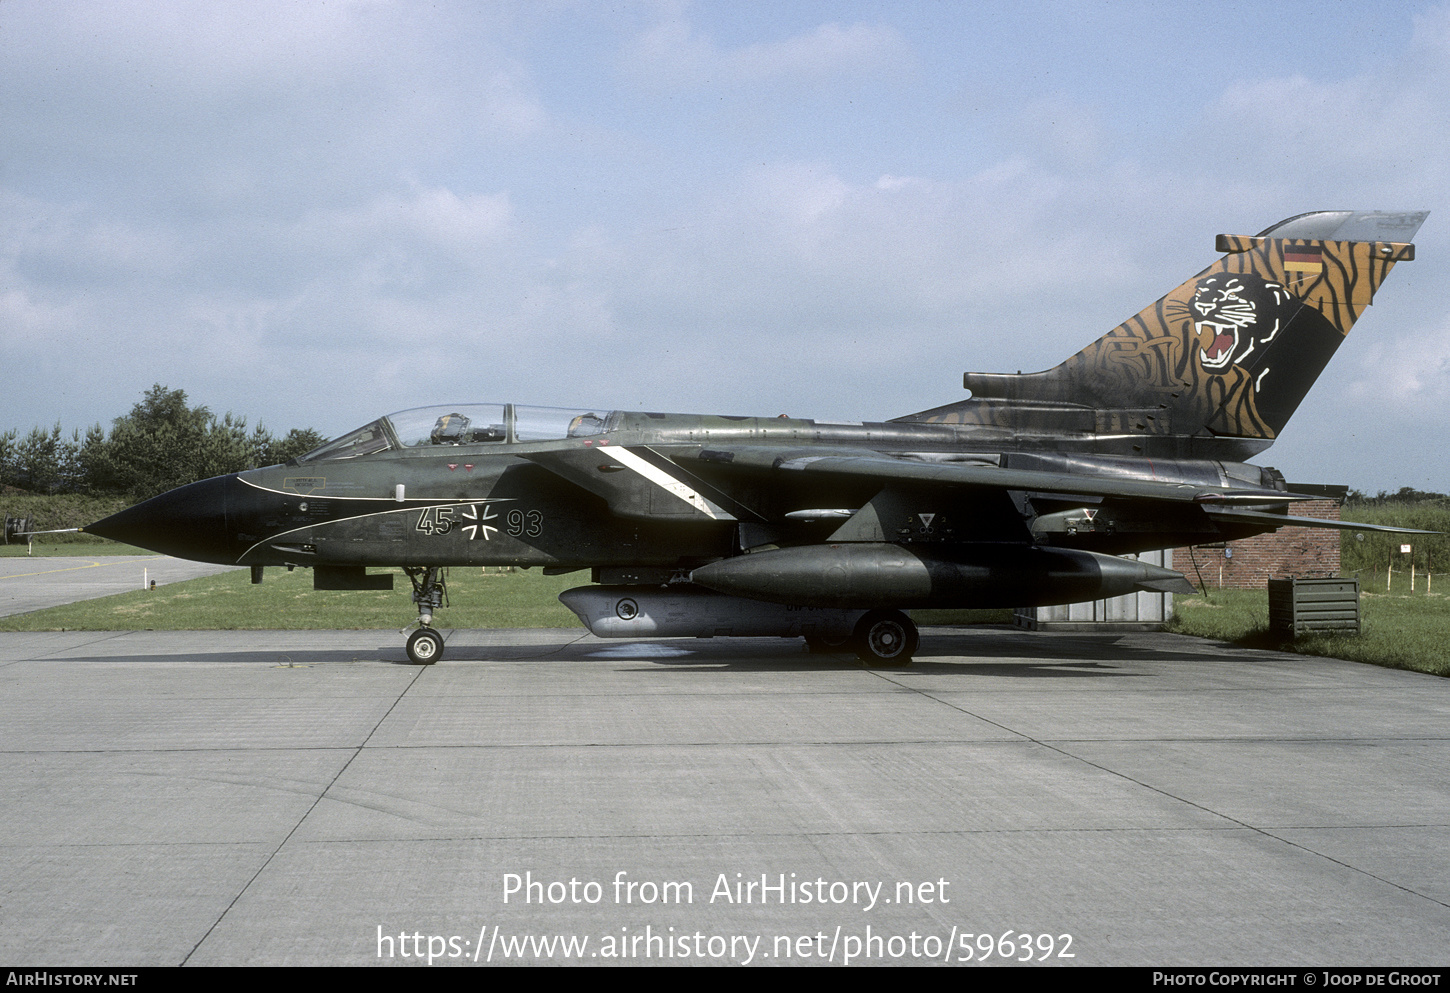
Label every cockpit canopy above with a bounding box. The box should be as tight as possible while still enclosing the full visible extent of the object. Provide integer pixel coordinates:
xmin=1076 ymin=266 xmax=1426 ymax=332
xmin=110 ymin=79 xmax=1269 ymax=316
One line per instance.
xmin=296 ymin=404 xmax=615 ymax=463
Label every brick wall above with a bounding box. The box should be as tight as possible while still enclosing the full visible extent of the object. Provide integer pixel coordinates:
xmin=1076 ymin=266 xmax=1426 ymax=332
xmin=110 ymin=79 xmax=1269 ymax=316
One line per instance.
xmin=1175 ymin=499 xmax=1341 ymax=590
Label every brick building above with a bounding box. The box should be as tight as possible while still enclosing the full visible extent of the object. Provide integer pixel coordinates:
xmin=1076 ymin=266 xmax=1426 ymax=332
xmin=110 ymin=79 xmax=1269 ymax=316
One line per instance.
xmin=1175 ymin=493 xmax=1344 ymax=590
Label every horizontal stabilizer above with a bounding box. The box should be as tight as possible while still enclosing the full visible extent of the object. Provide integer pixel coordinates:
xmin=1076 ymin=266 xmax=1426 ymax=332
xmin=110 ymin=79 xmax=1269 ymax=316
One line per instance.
xmin=1194 ymin=490 xmax=1331 ymax=505
xmin=1204 ymin=509 xmax=1439 ymax=534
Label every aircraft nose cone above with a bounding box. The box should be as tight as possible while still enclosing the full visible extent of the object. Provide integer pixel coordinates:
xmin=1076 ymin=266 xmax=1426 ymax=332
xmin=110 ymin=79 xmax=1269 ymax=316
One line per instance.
xmin=86 ymin=474 xmax=241 ymax=564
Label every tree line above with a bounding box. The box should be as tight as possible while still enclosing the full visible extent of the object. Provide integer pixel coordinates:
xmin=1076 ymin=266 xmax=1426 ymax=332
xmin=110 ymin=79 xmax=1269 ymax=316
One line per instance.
xmin=0 ymin=385 xmax=325 ymax=501
xmin=1346 ymin=486 xmax=1450 ymax=508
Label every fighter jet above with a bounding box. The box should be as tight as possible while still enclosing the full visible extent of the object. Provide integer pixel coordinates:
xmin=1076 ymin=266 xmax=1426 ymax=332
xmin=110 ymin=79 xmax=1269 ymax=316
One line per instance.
xmin=87 ymin=210 xmax=1428 ymax=664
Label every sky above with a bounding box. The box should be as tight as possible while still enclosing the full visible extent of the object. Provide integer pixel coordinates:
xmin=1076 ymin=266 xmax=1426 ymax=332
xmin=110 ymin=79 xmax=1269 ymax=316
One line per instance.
xmin=1 ymin=0 xmax=1448 ymax=494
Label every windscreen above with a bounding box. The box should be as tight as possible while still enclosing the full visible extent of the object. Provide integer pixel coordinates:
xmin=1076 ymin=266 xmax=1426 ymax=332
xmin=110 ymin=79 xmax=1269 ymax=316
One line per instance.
xmin=296 ymin=404 xmax=616 ymax=462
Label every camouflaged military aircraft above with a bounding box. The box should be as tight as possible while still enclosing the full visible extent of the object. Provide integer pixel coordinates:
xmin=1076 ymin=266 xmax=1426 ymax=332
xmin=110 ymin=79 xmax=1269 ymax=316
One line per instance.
xmin=87 ymin=210 xmax=1428 ymax=664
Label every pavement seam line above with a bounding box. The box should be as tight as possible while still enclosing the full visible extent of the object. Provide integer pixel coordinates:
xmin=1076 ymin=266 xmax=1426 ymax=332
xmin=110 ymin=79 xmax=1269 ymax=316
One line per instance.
xmin=4 ymin=629 xmax=136 ymax=663
xmin=865 ymin=668 xmax=1450 ymax=912
xmin=178 ymin=662 xmax=429 ymax=966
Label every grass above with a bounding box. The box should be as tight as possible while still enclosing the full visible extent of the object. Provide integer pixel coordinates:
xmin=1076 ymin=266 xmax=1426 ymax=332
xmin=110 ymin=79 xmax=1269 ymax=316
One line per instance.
xmin=1 ymin=493 xmax=131 ymax=541
xmin=0 ymin=565 xmax=586 ymax=631
xmin=1168 ymin=587 xmax=1450 ymax=677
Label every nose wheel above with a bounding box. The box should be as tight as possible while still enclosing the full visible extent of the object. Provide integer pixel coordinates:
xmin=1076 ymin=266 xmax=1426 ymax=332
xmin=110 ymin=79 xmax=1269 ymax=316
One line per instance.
xmin=406 ymin=627 xmax=445 ymax=665
xmin=853 ymin=610 xmax=918 ymax=664
xmin=403 ymin=566 xmax=448 ymax=664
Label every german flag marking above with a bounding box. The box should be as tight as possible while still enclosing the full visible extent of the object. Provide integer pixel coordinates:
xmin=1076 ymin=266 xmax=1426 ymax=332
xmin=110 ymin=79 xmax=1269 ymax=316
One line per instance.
xmin=1283 ymin=247 xmax=1323 ymax=273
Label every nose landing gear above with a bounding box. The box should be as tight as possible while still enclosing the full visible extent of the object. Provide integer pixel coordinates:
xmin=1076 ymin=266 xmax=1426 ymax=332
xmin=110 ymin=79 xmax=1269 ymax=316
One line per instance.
xmin=404 ymin=566 xmax=448 ymax=664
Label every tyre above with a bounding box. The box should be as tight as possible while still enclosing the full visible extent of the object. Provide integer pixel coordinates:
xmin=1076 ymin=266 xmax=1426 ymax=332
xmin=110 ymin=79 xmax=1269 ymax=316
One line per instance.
xmin=852 ymin=610 xmax=918 ymax=664
xmin=406 ymin=627 xmax=445 ymax=665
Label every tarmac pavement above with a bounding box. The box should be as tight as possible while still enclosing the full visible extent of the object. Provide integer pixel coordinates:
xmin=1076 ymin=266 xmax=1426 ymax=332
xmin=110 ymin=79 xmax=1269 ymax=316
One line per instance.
xmin=0 ymin=554 xmax=239 ymax=617
xmin=1 ymin=626 xmax=1447 ymax=967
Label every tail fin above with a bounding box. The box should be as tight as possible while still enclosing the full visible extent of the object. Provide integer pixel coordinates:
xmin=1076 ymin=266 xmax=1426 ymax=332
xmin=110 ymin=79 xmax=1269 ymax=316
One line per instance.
xmin=901 ymin=210 xmax=1425 ymax=458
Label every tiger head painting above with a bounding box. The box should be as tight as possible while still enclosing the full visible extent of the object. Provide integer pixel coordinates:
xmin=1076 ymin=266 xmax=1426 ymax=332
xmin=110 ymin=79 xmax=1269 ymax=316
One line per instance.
xmin=1182 ymin=272 xmax=1294 ymax=376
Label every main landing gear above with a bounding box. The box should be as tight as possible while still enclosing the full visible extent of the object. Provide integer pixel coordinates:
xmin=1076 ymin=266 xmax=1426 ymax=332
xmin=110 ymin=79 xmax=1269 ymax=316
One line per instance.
xmin=853 ymin=610 xmax=919 ymax=663
xmin=404 ymin=566 xmax=447 ymax=664
xmin=807 ymin=610 xmax=920 ymax=664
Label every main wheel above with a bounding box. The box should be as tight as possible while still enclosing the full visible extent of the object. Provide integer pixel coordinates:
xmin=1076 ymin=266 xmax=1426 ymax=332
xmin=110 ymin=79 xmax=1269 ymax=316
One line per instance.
xmin=406 ymin=627 xmax=445 ymax=665
xmin=852 ymin=610 xmax=918 ymax=664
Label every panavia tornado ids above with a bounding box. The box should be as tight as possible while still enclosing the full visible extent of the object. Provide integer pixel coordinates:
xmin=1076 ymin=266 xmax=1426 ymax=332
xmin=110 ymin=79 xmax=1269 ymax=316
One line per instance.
xmin=88 ymin=210 xmax=1428 ymax=663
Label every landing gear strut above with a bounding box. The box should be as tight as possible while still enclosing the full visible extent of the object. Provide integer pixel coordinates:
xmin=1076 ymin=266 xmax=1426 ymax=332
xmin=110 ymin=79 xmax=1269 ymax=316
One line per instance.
xmin=852 ymin=609 xmax=918 ymax=664
xmin=404 ymin=566 xmax=448 ymax=664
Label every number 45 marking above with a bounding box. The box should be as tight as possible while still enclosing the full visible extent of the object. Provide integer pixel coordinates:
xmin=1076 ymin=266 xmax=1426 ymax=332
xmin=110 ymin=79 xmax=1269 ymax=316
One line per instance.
xmin=415 ymin=506 xmax=454 ymax=536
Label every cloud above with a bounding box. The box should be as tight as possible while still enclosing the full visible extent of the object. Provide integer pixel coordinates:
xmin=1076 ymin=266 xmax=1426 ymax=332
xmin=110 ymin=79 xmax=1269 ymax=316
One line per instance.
xmin=0 ymin=0 xmax=549 ymax=221
xmin=298 ymin=187 xmax=518 ymax=267
xmin=522 ymin=155 xmax=1165 ymax=407
xmin=1 ymin=1 xmax=1447 ymax=491
xmin=1348 ymin=319 xmax=1450 ymax=407
xmin=1185 ymin=12 xmax=1450 ymax=208
xmin=621 ymin=16 xmax=910 ymax=88
xmin=1002 ymin=96 xmax=1109 ymax=171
